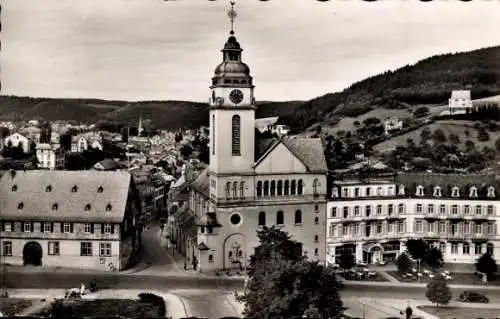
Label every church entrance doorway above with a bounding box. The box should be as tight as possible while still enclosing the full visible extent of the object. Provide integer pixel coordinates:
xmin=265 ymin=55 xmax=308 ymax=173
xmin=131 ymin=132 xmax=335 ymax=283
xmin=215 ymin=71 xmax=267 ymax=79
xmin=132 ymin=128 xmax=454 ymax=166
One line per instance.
xmin=23 ymin=241 xmax=43 ymax=266
xmin=223 ymin=233 xmax=246 ymax=270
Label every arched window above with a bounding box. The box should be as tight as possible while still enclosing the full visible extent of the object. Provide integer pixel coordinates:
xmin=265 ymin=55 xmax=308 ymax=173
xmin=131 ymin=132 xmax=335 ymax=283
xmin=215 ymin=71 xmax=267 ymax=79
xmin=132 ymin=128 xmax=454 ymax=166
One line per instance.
xmin=270 ymin=181 xmax=276 ymax=196
xmin=284 ymin=180 xmax=290 ymax=195
xmin=290 ymin=180 xmax=296 ymax=195
xmin=258 ymin=211 xmax=266 ymax=226
xmin=226 ymin=182 xmax=231 ymax=198
xmin=231 ymin=115 xmax=241 ymax=156
xmin=487 ymin=243 xmax=494 ymax=255
xmin=212 ymin=115 xmax=215 ymax=155
xmin=97 ymin=186 xmax=104 ymax=193
xmin=276 ymin=211 xmax=284 ymax=225
xmin=277 ymin=180 xmax=283 ymax=196
xmin=208 ymin=254 xmax=214 ymax=263
xmin=313 ymin=179 xmax=319 ymax=195
xmin=239 ymin=182 xmax=245 ymax=197
xmin=46 ymin=185 xmax=52 ymax=192
xmin=314 ymin=235 xmax=319 ymax=242
xmin=52 ymin=203 xmax=58 ymax=211
xmin=233 ymin=181 xmax=238 ymax=197
xmin=263 ymin=181 xmax=269 ymax=196
xmin=106 ymin=204 xmax=112 ymax=211
xmin=297 ymin=179 xmax=304 ymax=195
xmin=72 ymin=185 xmax=78 ymax=193
xmin=294 ymin=210 xmax=302 ymax=224
xmin=314 ymin=216 xmax=319 ymax=224
xmin=256 ymin=181 xmax=262 ymax=197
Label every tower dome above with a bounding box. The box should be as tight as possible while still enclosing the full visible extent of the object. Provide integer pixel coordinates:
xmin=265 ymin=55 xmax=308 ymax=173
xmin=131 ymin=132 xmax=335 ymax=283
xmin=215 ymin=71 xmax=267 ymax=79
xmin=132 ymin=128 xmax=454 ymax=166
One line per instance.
xmin=211 ymin=34 xmax=253 ymax=87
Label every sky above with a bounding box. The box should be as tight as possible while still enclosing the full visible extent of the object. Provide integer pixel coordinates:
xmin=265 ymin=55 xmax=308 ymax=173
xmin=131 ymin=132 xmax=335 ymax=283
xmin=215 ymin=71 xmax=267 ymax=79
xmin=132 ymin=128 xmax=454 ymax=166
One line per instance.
xmin=1 ymin=0 xmax=500 ymax=102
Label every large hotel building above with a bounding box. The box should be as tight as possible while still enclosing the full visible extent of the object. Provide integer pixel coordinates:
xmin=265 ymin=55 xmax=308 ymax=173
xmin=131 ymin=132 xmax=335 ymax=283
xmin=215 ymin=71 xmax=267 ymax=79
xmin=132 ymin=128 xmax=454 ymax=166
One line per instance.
xmin=327 ymin=172 xmax=500 ymax=265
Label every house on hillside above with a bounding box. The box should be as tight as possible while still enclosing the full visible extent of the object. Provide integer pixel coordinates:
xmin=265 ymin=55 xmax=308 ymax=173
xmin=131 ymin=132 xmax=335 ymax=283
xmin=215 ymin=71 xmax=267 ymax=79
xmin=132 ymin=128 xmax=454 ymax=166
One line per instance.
xmin=35 ymin=143 xmax=65 ymax=170
xmin=255 ymin=117 xmax=279 ymax=133
xmin=4 ymin=133 xmax=31 ymax=153
xmin=384 ymin=117 xmax=403 ymax=135
xmin=448 ymin=90 xmax=473 ymax=115
xmin=0 ymin=170 xmax=143 ymax=271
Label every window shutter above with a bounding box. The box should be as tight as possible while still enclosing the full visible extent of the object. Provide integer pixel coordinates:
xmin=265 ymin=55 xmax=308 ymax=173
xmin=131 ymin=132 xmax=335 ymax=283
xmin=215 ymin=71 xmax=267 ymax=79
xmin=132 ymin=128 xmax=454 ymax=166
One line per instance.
xmin=31 ymin=222 xmax=34 ymax=232
xmin=111 ymin=224 xmax=115 ymax=234
xmin=60 ymin=223 xmax=64 ymax=233
xmin=1 ymin=222 xmax=4 ymax=232
xmin=70 ymin=223 xmax=74 ymax=233
xmin=11 ymin=222 xmax=15 ymax=232
xmin=101 ymin=224 xmax=105 ymax=234
xmin=51 ymin=222 xmax=54 ymax=233
xmin=91 ymin=223 xmax=94 ymax=234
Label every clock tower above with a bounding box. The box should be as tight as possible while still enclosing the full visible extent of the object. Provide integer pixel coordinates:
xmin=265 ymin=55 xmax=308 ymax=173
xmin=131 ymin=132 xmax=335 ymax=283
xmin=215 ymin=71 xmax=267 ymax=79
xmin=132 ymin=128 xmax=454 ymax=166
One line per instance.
xmin=209 ymin=2 xmax=255 ymax=176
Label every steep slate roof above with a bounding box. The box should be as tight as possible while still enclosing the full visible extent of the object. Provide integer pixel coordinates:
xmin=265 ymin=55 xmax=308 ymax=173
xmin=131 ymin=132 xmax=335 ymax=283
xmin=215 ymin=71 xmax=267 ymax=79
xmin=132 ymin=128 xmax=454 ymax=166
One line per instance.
xmin=254 ymin=137 xmax=327 ymax=173
xmin=0 ymin=170 xmax=131 ymax=223
xmin=191 ymin=167 xmax=210 ymax=198
xmin=395 ymin=172 xmax=500 ymax=199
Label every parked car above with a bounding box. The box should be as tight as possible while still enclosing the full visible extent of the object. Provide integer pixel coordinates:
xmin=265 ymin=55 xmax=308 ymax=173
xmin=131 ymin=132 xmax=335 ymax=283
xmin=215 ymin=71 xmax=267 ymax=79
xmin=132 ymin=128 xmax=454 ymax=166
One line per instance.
xmin=459 ymin=291 xmax=489 ymax=303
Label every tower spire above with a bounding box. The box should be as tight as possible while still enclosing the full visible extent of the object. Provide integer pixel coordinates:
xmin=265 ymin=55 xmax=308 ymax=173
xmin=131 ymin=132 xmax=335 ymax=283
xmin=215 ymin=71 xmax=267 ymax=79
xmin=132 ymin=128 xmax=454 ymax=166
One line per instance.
xmin=228 ymin=1 xmax=237 ymax=35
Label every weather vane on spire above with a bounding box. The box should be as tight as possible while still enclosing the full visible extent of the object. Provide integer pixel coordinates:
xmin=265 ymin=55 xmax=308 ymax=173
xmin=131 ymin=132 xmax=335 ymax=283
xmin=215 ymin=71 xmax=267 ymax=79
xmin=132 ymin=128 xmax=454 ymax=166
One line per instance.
xmin=228 ymin=1 xmax=237 ymax=35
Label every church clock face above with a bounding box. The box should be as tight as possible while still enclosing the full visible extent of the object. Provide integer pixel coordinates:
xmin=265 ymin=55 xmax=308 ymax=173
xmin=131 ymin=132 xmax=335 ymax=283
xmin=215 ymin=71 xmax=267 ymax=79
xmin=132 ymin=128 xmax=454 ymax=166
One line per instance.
xmin=229 ymin=89 xmax=244 ymax=104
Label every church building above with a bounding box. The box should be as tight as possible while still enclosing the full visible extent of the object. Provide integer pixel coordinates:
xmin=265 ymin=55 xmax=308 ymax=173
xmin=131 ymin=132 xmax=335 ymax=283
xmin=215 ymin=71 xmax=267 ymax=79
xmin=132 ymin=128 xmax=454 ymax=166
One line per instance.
xmin=189 ymin=4 xmax=328 ymax=272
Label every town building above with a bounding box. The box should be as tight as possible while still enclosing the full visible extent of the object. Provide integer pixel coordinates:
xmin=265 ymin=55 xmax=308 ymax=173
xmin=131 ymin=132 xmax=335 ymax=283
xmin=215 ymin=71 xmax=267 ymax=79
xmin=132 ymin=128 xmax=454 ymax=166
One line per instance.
xmin=179 ymin=5 xmax=328 ymax=273
xmin=35 ymin=143 xmax=65 ymax=170
xmin=327 ymin=172 xmax=499 ymax=265
xmin=3 ymin=133 xmax=31 ymax=153
xmin=383 ymin=117 xmax=403 ymax=135
xmin=448 ymin=90 xmax=473 ymax=115
xmin=71 ymin=133 xmax=103 ymax=153
xmin=0 ymin=170 xmax=143 ymax=271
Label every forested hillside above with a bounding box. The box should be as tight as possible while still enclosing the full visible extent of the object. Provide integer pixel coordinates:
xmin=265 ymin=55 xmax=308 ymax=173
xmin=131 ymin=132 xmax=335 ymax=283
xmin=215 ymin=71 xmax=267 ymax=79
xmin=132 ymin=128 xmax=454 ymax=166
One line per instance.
xmin=281 ymin=46 xmax=500 ymax=132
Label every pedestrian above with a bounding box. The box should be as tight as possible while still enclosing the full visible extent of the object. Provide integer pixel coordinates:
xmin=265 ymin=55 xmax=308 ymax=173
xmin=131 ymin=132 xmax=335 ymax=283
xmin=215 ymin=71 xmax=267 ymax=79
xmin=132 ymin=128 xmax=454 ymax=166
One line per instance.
xmin=405 ymin=302 xmax=413 ymax=319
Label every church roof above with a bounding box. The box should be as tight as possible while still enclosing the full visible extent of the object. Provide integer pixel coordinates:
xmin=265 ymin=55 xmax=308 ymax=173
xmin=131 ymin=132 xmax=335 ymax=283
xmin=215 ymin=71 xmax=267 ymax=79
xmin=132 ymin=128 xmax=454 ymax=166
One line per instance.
xmin=254 ymin=136 xmax=328 ymax=173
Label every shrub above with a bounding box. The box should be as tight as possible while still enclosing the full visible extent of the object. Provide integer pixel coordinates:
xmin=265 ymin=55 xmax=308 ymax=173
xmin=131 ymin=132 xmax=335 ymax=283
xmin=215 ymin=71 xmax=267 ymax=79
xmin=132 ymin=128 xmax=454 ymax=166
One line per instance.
xmin=137 ymin=293 xmax=166 ymax=317
xmin=414 ymin=106 xmax=429 ymax=118
xmin=477 ymin=129 xmax=490 ymax=142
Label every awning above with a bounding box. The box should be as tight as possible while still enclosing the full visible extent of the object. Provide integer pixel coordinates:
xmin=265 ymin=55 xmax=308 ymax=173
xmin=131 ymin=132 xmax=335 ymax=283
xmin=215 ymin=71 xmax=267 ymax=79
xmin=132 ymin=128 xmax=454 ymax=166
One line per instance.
xmin=198 ymin=242 xmax=210 ymax=251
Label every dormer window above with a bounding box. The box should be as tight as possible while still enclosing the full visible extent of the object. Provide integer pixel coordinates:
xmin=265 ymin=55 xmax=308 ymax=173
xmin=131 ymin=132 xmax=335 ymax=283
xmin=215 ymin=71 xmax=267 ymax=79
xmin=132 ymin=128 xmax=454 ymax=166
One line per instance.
xmin=72 ymin=185 xmax=78 ymax=193
xmin=332 ymin=187 xmax=339 ymax=198
xmin=433 ymin=186 xmax=442 ymax=197
xmin=398 ymin=185 xmax=405 ymax=196
xmin=342 ymin=188 xmax=348 ymax=197
xmin=98 ymin=186 xmax=104 ymax=193
xmin=469 ymin=186 xmax=478 ymax=198
xmin=416 ymin=185 xmax=424 ymax=196
xmin=451 ymin=186 xmax=460 ymax=197
xmin=11 ymin=185 xmax=18 ymax=192
xmin=85 ymin=204 xmax=91 ymax=211
xmin=52 ymin=203 xmax=58 ymax=211
xmin=487 ymin=186 xmax=496 ymax=198
xmin=18 ymin=202 xmax=24 ymax=210
xmin=46 ymin=185 xmax=52 ymax=192
xmin=106 ymin=204 xmax=112 ymax=211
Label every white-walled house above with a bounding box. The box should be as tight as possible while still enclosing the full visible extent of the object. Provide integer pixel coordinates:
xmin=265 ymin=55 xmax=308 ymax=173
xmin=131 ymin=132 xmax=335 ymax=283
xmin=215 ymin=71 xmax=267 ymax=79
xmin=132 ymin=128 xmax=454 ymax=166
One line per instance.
xmin=448 ymin=90 xmax=473 ymax=115
xmin=36 ymin=144 xmax=65 ymax=170
xmin=4 ymin=133 xmax=31 ymax=153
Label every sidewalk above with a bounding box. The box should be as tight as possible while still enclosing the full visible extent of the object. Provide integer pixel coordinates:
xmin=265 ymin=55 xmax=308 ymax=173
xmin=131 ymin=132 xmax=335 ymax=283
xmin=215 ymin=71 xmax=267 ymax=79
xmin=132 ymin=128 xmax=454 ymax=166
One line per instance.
xmin=7 ymin=289 xmax=188 ymax=319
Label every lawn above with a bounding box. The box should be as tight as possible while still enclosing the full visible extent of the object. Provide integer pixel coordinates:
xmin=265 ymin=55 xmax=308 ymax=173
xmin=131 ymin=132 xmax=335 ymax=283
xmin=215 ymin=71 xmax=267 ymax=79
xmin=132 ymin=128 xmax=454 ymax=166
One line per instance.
xmin=387 ymin=270 xmax=500 ymax=286
xmin=35 ymin=298 xmax=165 ymax=318
xmin=0 ymin=298 xmax=34 ymax=316
xmin=339 ymin=272 xmax=389 ymax=282
xmin=418 ymin=306 xmax=500 ymax=319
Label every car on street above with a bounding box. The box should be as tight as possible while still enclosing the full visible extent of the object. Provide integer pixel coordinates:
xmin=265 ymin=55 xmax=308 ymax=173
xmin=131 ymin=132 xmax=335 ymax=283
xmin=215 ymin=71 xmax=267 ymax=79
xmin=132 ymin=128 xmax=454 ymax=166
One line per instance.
xmin=459 ymin=291 xmax=489 ymax=303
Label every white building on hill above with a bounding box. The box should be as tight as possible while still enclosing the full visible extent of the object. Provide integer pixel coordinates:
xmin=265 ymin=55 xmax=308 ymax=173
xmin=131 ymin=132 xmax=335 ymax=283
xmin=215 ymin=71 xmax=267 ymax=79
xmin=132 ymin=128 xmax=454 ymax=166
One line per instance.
xmin=448 ymin=90 xmax=473 ymax=115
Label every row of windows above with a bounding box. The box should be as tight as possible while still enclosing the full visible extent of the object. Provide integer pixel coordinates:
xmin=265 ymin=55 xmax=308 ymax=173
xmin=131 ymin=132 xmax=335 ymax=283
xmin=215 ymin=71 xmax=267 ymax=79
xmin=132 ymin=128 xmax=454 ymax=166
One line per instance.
xmin=16 ymin=202 xmax=112 ymax=212
xmin=11 ymin=184 xmax=105 ymax=193
xmin=330 ymin=221 xmax=407 ymax=237
xmin=257 ymin=209 xmax=320 ymax=228
xmin=331 ymin=203 xmax=496 ymax=218
xmin=205 ymin=248 xmax=321 ymax=263
xmin=335 ymin=185 xmax=496 ymax=198
xmin=449 ymin=242 xmax=494 ymax=255
xmin=1 ymin=221 xmax=115 ymax=234
xmin=331 ymin=204 xmax=406 ymax=218
xmin=257 ymin=179 xmax=320 ymax=197
xmin=225 ymin=181 xmax=245 ymax=198
xmin=414 ymin=220 xmax=496 ymax=235
xmin=1 ymin=241 xmax=112 ymax=257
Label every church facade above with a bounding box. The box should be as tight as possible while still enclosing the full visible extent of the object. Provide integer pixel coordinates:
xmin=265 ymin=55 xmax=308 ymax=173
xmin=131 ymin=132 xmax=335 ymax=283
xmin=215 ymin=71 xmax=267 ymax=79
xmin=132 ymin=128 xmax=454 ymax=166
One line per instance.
xmin=189 ymin=12 xmax=328 ymax=272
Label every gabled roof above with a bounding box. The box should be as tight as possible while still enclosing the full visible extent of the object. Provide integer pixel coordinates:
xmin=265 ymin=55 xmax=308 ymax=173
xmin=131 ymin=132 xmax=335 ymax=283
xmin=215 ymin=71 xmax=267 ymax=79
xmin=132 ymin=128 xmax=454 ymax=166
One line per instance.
xmin=0 ymin=170 xmax=132 ymax=223
xmin=191 ymin=167 xmax=210 ymax=198
xmin=254 ymin=137 xmax=328 ymax=173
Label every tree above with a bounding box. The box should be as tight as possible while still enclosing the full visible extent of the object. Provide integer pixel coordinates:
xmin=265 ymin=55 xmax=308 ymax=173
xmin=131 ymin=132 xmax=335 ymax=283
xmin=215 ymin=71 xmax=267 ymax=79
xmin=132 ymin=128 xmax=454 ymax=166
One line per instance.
xmin=425 ymin=247 xmax=444 ymax=269
xmin=396 ymin=252 xmax=412 ymax=274
xmin=414 ymin=106 xmax=429 ymax=118
xmin=495 ymin=137 xmax=500 ymax=152
xmin=464 ymin=140 xmax=476 ymax=152
xmin=476 ymin=253 xmax=498 ymax=281
xmin=420 ymin=127 xmax=431 ymax=142
xmin=405 ymin=239 xmax=429 ymax=262
xmin=449 ymin=133 xmax=460 ymax=145
xmin=477 ymin=128 xmax=490 ymax=142
xmin=179 ymin=144 xmax=194 ymax=159
xmin=338 ymin=253 xmax=356 ymax=273
xmin=426 ymin=273 xmax=452 ymax=309
xmin=431 ymin=129 xmax=447 ymax=144
xmin=240 ymin=226 xmax=344 ymax=319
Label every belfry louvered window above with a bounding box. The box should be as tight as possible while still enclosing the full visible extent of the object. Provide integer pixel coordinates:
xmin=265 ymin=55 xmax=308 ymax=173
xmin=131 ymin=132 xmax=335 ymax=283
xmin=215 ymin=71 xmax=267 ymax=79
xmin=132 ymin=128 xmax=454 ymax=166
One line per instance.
xmin=231 ymin=115 xmax=241 ymax=156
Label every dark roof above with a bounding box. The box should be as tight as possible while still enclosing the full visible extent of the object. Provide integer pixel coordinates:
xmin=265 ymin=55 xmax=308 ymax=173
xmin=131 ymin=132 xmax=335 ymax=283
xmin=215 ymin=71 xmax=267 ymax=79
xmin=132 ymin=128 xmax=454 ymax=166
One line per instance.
xmin=0 ymin=170 xmax=132 ymax=222
xmin=168 ymin=182 xmax=190 ymax=202
xmin=395 ymin=172 xmax=500 ymax=199
xmin=196 ymin=212 xmax=222 ymax=227
xmin=94 ymin=159 xmax=120 ymax=171
xmin=191 ymin=167 xmax=210 ymax=198
xmin=254 ymin=137 xmax=328 ymax=173
xmin=198 ymin=242 xmax=210 ymax=251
